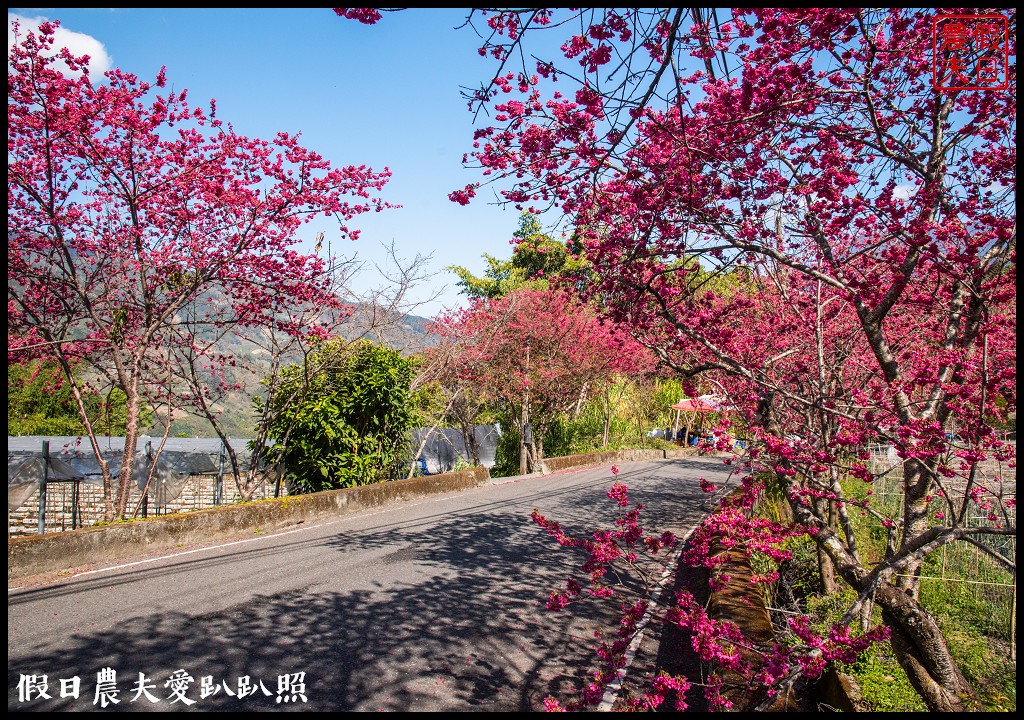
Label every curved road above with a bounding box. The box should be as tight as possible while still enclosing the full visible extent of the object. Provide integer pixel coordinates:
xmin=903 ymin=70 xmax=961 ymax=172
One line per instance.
xmin=8 ymin=457 xmax=737 ymax=712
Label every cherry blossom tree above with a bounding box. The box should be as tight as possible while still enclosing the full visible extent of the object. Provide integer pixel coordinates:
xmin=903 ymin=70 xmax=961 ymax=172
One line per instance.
xmin=435 ymin=287 xmax=651 ymax=474
xmin=338 ymin=7 xmax=1015 ymax=711
xmin=8 ymin=20 xmax=393 ymax=520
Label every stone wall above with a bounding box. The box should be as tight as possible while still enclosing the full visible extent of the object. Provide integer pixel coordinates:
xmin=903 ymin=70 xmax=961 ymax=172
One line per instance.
xmin=8 ymin=472 xmax=283 ymax=537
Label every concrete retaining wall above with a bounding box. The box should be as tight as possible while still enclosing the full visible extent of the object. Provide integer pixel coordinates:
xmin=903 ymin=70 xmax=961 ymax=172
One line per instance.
xmin=9 ymin=471 xmax=283 ymax=537
xmin=541 ymin=446 xmax=701 ymax=473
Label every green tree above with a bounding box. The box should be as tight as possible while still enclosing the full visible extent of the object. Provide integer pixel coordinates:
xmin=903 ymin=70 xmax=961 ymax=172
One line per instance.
xmin=263 ymin=339 xmax=416 ymax=493
xmin=8 ymin=360 xmax=151 ymax=436
xmin=447 ymin=211 xmax=592 ymax=300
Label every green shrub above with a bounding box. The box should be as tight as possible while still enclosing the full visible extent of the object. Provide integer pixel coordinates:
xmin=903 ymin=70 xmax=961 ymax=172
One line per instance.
xmin=264 ymin=339 xmax=415 ymax=493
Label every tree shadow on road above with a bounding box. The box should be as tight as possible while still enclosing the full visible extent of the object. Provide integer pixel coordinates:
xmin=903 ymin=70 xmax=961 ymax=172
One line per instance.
xmin=8 ymin=458 xmax=738 ymax=712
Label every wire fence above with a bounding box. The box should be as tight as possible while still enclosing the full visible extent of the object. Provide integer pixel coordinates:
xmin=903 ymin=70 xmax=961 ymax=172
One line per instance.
xmin=866 ymin=443 xmax=1016 ymax=650
xmin=8 ymin=472 xmax=285 ymax=538
xmin=751 ymin=443 xmax=1015 ymax=660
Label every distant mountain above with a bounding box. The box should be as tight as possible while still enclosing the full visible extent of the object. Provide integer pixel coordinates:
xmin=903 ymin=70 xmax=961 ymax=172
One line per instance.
xmin=147 ymin=306 xmax=437 ymax=439
xmin=16 ymin=249 xmax=439 ymax=438
xmin=398 ymin=312 xmax=435 ymax=339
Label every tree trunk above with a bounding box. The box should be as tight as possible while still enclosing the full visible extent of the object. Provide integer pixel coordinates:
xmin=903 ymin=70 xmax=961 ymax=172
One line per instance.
xmin=770 ymin=449 xmax=981 ymax=712
xmin=574 ymin=382 xmax=589 ymax=419
xmin=461 ymin=421 xmax=480 ymax=466
xmin=896 ymin=458 xmax=934 ymax=600
xmin=787 ymin=481 xmax=981 ymax=712
xmin=408 ymin=426 xmax=436 ymax=479
xmin=757 ymin=390 xmax=979 ymax=710
xmin=814 ymin=494 xmax=838 ymax=593
xmin=520 ymin=399 xmax=530 ymax=475
xmin=115 ymin=382 xmax=143 ymax=520
xmin=523 ymin=425 xmax=546 ymax=474
xmin=877 ymin=588 xmax=980 ymax=712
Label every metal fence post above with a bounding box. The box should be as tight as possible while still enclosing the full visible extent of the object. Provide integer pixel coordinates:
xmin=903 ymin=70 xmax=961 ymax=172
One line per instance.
xmin=38 ymin=440 xmax=49 ymax=535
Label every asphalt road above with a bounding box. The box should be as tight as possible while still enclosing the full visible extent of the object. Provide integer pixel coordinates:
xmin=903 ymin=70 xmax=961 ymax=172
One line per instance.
xmin=8 ymin=456 xmax=738 ymax=712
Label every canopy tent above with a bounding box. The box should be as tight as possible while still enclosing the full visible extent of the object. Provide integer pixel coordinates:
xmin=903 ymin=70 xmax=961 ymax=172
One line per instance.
xmin=670 ymin=395 xmax=725 ymax=445
xmin=671 ymin=396 xmax=723 ymax=413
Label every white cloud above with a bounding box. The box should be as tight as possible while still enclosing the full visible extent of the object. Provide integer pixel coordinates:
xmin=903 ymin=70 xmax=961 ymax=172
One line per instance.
xmin=9 ymin=12 xmax=111 ymax=82
xmin=892 ymin=183 xmax=918 ymax=201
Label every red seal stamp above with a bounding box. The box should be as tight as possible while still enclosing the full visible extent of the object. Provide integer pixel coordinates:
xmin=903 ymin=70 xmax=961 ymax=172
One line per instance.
xmin=933 ymin=14 xmax=1009 ymax=91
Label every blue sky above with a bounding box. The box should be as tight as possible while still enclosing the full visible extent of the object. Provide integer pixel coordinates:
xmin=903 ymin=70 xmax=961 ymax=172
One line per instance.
xmin=8 ymin=8 xmax=529 ymax=318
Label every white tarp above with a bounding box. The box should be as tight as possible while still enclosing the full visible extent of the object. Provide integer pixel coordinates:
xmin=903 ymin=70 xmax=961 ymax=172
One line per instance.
xmin=7 ymin=436 xmax=252 ymax=509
